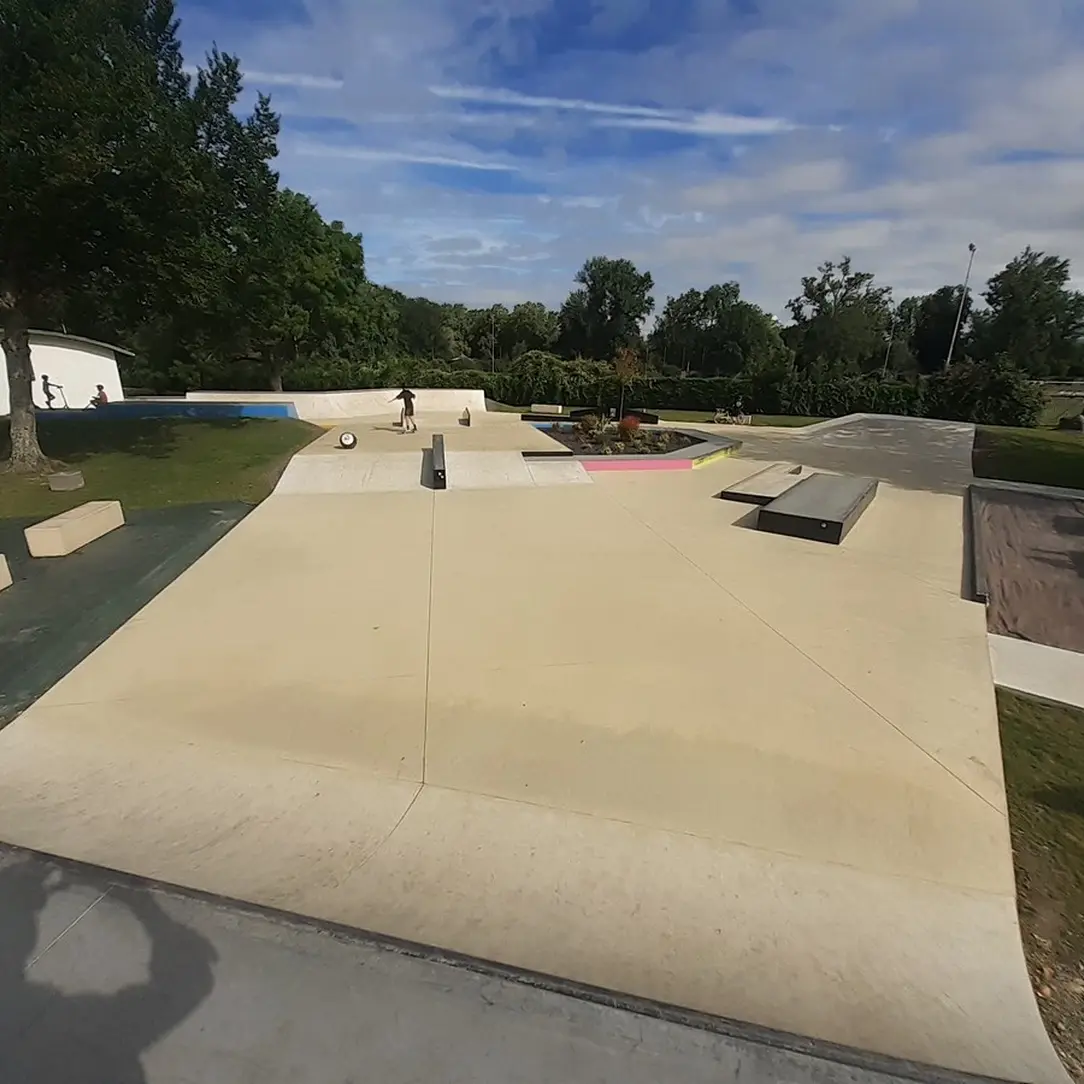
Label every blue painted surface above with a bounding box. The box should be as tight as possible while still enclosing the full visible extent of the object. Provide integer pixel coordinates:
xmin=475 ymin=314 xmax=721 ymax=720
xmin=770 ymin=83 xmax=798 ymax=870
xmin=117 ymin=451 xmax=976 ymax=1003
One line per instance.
xmin=40 ymin=402 xmax=298 ymax=421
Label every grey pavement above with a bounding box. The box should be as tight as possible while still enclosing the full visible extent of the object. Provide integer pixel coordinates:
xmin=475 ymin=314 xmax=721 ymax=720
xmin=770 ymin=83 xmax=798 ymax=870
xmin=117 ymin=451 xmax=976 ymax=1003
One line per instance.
xmin=735 ymin=417 xmax=976 ymax=494
xmin=0 ymin=846 xmax=1010 ymax=1084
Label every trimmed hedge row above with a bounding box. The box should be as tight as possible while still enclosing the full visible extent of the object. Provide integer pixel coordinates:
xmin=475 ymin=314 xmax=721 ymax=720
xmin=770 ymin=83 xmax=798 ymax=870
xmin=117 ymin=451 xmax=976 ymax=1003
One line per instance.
xmin=274 ymin=351 xmax=1043 ymax=428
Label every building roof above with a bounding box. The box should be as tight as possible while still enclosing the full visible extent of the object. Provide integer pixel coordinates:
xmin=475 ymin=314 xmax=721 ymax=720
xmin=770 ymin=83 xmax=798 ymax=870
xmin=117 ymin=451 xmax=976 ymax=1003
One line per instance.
xmin=28 ymin=329 xmax=135 ymax=357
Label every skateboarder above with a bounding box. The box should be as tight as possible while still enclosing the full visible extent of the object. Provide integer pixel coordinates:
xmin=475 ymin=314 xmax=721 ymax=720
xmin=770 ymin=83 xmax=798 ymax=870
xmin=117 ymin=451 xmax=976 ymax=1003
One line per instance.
xmin=390 ymin=388 xmax=417 ymax=433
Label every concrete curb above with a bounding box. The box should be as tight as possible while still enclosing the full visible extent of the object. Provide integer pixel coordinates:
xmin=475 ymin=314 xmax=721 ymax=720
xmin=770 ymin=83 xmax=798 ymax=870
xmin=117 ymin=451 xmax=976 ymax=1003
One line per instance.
xmin=989 ymin=635 xmax=1084 ymax=711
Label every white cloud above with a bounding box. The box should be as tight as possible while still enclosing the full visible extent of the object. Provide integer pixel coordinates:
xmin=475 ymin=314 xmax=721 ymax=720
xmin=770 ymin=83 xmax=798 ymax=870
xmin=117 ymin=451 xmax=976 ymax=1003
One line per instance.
xmin=290 ymin=143 xmax=519 ymax=172
xmin=244 ymin=70 xmax=344 ymax=90
xmin=176 ymin=0 xmax=1084 ymax=314
xmin=429 ymin=83 xmax=793 ymax=137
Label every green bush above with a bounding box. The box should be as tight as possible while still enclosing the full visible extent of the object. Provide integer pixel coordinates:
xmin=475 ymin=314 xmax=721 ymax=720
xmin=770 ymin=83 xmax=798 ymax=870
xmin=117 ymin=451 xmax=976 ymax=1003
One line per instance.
xmin=921 ymin=357 xmax=1044 ymax=427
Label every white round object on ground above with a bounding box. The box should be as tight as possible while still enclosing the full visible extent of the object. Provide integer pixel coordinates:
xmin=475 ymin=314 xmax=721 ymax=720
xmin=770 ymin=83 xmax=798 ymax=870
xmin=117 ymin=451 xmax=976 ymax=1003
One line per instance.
xmin=338 ymin=431 xmax=357 ymax=449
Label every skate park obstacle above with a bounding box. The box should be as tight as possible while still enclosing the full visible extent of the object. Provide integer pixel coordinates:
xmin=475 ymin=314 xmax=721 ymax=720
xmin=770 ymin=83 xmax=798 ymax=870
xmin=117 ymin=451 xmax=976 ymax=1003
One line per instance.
xmin=757 ymin=474 xmax=877 ymax=545
xmin=24 ymin=500 xmax=125 ymax=557
xmin=432 ymin=434 xmax=447 ymax=490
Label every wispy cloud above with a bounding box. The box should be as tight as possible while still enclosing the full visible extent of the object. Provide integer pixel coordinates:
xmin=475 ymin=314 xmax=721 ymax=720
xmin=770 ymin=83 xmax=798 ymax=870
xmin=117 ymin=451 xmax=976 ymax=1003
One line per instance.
xmin=182 ymin=64 xmax=344 ymax=90
xmin=291 ymin=143 xmax=519 ymax=172
xmin=244 ymin=70 xmax=345 ymax=90
xmin=177 ymin=0 xmax=1084 ymax=312
xmin=429 ymin=84 xmax=792 ymax=136
xmin=598 ymin=114 xmax=795 ymax=136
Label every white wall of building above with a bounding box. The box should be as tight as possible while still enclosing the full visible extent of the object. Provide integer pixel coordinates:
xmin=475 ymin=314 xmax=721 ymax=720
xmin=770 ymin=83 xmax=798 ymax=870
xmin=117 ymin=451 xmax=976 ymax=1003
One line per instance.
xmin=0 ymin=333 xmax=126 ymax=415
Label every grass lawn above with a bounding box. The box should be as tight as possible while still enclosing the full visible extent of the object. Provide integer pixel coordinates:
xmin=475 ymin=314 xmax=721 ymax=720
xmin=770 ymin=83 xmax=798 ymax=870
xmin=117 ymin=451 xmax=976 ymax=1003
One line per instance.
xmin=0 ymin=416 xmax=321 ymax=518
xmin=999 ymin=689 xmax=1084 ymax=1080
xmin=973 ymin=426 xmax=1084 ymax=491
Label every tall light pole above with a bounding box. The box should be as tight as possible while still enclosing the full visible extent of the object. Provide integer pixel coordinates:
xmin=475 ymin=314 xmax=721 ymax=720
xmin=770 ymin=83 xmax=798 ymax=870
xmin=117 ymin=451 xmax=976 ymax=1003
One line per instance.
xmin=882 ymin=310 xmax=897 ymax=377
xmin=944 ymin=242 xmax=977 ymax=370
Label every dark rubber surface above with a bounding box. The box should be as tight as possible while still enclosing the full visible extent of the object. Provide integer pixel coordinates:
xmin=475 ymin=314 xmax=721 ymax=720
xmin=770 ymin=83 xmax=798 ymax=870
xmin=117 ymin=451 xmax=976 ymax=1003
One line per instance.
xmin=0 ymin=503 xmax=250 ymax=727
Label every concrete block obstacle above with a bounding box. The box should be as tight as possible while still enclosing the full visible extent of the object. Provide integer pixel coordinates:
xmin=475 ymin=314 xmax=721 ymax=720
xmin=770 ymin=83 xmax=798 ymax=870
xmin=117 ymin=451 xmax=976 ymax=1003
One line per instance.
xmin=47 ymin=470 xmax=85 ymax=492
xmin=25 ymin=500 xmax=125 ymax=557
xmin=757 ymin=474 xmax=877 ymax=545
xmin=432 ymin=434 xmax=447 ymax=490
xmin=530 ymin=404 xmax=564 ymax=415
xmin=0 ymin=554 xmax=10 ymax=592
xmin=717 ymin=462 xmax=806 ymax=506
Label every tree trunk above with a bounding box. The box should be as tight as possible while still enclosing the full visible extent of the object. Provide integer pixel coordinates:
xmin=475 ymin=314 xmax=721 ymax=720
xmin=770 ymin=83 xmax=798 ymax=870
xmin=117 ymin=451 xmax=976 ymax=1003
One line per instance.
xmin=2 ymin=304 xmax=48 ymax=473
xmin=268 ymin=352 xmax=284 ymax=393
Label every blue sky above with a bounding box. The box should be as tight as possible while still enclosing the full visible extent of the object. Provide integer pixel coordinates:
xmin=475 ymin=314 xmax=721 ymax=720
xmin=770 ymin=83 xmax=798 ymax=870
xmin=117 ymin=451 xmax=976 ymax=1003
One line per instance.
xmin=176 ymin=0 xmax=1084 ymax=318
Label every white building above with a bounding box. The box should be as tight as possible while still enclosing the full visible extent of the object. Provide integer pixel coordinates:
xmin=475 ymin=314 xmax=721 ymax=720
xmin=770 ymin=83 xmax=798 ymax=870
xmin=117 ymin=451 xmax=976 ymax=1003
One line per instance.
xmin=0 ymin=330 xmax=129 ymax=415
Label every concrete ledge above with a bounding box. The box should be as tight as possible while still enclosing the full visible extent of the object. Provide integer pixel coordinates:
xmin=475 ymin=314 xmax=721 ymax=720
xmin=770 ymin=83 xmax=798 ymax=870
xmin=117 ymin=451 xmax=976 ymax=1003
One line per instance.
xmin=758 ymin=474 xmax=878 ymax=545
xmin=432 ymin=434 xmax=447 ymax=490
xmin=24 ymin=500 xmax=125 ymax=558
xmin=988 ymin=634 xmax=1084 ymax=710
xmin=717 ymin=463 xmax=807 ymax=505
xmin=0 ymin=554 xmax=10 ymax=592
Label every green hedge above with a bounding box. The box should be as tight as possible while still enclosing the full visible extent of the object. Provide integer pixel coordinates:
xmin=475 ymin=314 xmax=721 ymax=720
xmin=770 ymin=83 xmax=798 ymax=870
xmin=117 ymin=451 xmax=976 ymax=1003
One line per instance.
xmin=206 ymin=349 xmax=1044 ymax=428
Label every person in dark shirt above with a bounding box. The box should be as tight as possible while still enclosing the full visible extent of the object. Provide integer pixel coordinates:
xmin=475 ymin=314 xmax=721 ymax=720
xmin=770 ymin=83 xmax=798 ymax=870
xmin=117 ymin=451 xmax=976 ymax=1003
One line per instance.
xmin=390 ymin=388 xmax=417 ymax=432
xmin=41 ymin=374 xmax=57 ymax=408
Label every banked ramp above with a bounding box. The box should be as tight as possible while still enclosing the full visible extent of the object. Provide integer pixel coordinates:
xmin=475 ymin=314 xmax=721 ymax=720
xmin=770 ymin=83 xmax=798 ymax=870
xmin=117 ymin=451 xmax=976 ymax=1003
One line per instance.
xmin=187 ymin=388 xmax=487 ymax=421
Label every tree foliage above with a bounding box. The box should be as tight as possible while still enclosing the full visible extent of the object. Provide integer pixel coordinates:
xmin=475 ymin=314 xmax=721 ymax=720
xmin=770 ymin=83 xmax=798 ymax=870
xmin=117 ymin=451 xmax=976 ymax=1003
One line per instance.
xmin=650 ymin=282 xmax=789 ymax=376
xmin=970 ymin=247 xmax=1084 ymax=377
xmin=558 ymin=257 xmax=654 ymax=361
xmin=787 ymin=257 xmax=894 ymax=374
xmin=2 ymin=3 xmax=1077 ymax=461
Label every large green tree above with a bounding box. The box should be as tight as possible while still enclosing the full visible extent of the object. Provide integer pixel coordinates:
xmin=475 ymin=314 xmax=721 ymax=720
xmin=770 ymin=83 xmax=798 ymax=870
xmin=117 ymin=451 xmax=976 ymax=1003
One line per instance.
xmin=787 ymin=256 xmax=893 ymax=374
xmin=558 ymin=257 xmax=654 ymax=360
xmin=970 ymin=247 xmax=1084 ymax=377
xmin=0 ymin=0 xmax=278 ymax=468
xmin=893 ymin=286 xmax=972 ymax=374
xmin=650 ymin=282 xmax=788 ymax=376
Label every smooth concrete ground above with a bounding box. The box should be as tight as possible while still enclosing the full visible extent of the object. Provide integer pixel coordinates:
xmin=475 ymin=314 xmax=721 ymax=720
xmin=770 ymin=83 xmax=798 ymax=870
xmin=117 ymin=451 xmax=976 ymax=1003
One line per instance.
xmin=685 ymin=415 xmax=976 ymax=493
xmin=0 ymin=415 xmax=1067 ymax=1083
xmin=0 ymin=847 xmax=994 ymax=1084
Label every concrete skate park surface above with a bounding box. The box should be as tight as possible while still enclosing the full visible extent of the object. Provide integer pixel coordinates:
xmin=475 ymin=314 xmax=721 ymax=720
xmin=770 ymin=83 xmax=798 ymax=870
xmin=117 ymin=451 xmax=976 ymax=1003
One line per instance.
xmin=0 ymin=847 xmax=1022 ymax=1084
xmin=684 ymin=413 xmax=977 ymax=494
xmin=0 ymin=424 xmax=1067 ymax=1083
xmin=274 ymin=411 xmax=591 ymax=493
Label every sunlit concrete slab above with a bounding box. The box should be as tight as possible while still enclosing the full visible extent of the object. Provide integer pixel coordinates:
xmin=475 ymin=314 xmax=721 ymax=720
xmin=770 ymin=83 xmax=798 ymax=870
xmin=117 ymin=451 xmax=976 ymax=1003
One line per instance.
xmin=445 ymin=451 xmax=535 ymax=489
xmin=0 ymin=476 xmax=1067 ymax=1083
xmin=304 ymin=412 xmax=560 ymax=455
xmin=275 ymin=452 xmax=424 ymax=494
xmin=525 ymin=458 xmax=592 ymax=486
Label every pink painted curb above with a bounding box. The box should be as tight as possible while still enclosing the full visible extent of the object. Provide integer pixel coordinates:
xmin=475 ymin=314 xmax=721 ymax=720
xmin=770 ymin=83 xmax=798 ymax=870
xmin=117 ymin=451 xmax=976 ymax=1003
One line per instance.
xmin=581 ymin=459 xmax=691 ymax=472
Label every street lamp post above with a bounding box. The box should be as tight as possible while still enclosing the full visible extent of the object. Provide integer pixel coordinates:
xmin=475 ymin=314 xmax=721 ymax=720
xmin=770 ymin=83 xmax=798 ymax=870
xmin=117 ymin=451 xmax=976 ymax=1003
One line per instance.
xmin=944 ymin=242 xmax=977 ymax=370
xmin=882 ymin=311 xmax=897 ymax=377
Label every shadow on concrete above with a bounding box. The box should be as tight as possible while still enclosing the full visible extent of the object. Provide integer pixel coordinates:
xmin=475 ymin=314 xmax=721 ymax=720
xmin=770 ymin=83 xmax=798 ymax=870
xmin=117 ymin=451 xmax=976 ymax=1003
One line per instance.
xmin=0 ymin=854 xmax=217 ymax=1083
xmin=419 ymin=447 xmax=437 ymax=490
xmin=0 ymin=503 xmax=249 ymax=730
